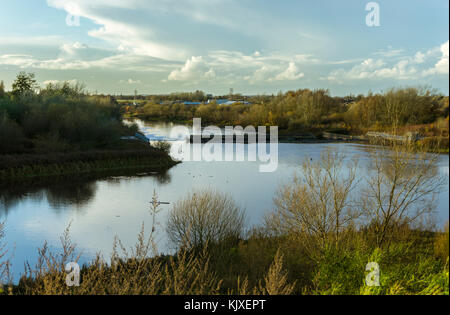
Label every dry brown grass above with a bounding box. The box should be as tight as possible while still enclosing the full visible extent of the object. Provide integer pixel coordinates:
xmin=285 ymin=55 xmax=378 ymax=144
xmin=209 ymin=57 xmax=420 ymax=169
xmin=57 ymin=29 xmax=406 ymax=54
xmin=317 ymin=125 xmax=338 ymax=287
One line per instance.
xmin=12 ymin=232 xmax=295 ymax=295
xmin=0 ymin=221 xmax=12 ymax=291
xmin=8 ymin=193 xmax=294 ymax=295
xmin=435 ymin=222 xmax=450 ymax=262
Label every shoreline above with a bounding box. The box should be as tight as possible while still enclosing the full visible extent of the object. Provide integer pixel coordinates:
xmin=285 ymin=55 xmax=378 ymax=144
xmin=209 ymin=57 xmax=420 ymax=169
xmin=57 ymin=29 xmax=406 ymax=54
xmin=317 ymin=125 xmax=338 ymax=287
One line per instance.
xmin=0 ymin=148 xmax=179 ymax=181
xmin=127 ymin=116 xmax=448 ymax=151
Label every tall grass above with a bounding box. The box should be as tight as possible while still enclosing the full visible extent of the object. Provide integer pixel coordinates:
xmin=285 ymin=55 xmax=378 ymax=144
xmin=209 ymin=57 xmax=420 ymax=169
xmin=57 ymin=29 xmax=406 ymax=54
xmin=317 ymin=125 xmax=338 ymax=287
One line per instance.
xmin=0 ymin=222 xmax=11 ymax=293
xmin=7 ymin=202 xmax=292 ymax=295
xmin=4 ymin=218 xmax=446 ymax=295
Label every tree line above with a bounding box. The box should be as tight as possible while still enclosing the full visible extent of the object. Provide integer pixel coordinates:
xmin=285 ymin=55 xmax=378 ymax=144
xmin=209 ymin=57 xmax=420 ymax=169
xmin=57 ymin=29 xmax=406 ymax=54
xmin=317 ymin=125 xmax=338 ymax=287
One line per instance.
xmin=128 ymin=88 xmax=448 ymax=136
xmin=0 ymin=73 xmax=135 ymax=154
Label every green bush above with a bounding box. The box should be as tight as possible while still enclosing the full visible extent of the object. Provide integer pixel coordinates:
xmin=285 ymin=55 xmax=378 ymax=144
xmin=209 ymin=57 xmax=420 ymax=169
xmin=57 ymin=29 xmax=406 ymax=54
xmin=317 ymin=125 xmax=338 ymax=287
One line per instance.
xmin=0 ymin=113 xmax=25 ymax=153
xmin=0 ymin=74 xmax=138 ymax=154
xmin=152 ymin=141 xmax=171 ymax=154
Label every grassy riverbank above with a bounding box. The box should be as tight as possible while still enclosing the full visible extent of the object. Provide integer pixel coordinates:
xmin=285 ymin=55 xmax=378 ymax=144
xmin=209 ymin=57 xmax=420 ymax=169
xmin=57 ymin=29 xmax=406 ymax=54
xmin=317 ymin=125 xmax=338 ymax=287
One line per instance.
xmin=0 ymin=141 xmax=178 ymax=181
xmin=0 ymin=124 xmax=179 ymax=181
xmin=3 ymin=204 xmax=448 ymax=296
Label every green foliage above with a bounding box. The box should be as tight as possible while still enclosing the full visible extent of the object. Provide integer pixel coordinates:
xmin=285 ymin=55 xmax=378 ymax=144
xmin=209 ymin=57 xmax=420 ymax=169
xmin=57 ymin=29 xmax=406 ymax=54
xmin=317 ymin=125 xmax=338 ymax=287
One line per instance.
xmin=0 ymin=148 xmax=177 ymax=180
xmin=0 ymin=113 xmax=25 ymax=153
xmin=11 ymin=72 xmax=37 ymax=97
xmin=152 ymin=141 xmax=171 ymax=154
xmin=435 ymin=222 xmax=449 ymax=262
xmin=359 ymin=244 xmax=448 ymax=295
xmin=0 ymin=73 xmax=179 ymax=180
xmin=0 ymin=81 xmax=5 ymax=98
xmin=0 ymin=73 xmax=136 ymax=154
xmin=311 ymin=244 xmax=367 ymax=295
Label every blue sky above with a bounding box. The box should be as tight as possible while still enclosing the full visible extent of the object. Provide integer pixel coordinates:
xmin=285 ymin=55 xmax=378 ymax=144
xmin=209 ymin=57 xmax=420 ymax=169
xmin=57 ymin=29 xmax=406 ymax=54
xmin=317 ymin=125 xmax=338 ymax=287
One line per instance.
xmin=0 ymin=0 xmax=448 ymax=95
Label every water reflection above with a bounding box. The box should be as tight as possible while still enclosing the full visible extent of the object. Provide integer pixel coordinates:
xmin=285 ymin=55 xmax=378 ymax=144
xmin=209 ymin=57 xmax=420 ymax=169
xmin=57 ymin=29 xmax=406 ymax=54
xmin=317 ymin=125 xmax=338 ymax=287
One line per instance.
xmin=46 ymin=181 xmax=98 ymax=210
xmin=0 ymin=169 xmax=173 ymax=218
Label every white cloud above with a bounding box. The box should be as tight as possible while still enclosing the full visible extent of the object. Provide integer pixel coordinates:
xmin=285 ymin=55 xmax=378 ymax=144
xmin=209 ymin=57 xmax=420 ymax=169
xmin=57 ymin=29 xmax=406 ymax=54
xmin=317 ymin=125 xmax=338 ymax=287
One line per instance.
xmin=119 ymin=79 xmax=141 ymax=85
xmin=0 ymin=35 xmax=64 ymax=46
xmin=245 ymin=65 xmax=274 ymax=83
xmin=272 ymin=62 xmax=305 ymax=81
xmin=5 ymin=0 xmax=449 ymax=92
xmin=243 ymin=62 xmax=305 ymax=84
xmin=414 ymin=52 xmax=426 ymax=64
xmin=47 ymin=0 xmax=187 ymax=60
xmin=327 ymin=42 xmax=450 ymax=82
xmin=42 ymin=79 xmax=79 ymax=86
xmin=168 ymin=56 xmax=215 ymax=81
xmin=424 ymin=40 xmax=449 ymax=76
xmin=0 ymin=44 xmax=179 ymax=72
xmin=328 ymin=58 xmax=418 ymax=81
xmin=42 ymin=80 xmax=61 ymax=85
xmin=373 ymin=47 xmax=405 ymax=58
xmin=60 ymin=42 xmax=88 ymax=56
xmin=196 ymin=51 xmax=311 ymax=83
xmin=45 ymin=0 xmax=325 ymax=66
xmin=0 ymin=55 xmax=38 ymax=68
xmin=45 ymin=0 xmax=267 ymax=62
xmin=0 ymin=45 xmax=311 ymax=85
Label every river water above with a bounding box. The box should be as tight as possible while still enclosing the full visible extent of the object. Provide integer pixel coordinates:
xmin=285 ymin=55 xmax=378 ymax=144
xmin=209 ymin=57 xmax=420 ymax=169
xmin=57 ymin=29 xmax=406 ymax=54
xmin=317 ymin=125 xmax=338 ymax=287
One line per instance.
xmin=1 ymin=120 xmax=448 ymax=282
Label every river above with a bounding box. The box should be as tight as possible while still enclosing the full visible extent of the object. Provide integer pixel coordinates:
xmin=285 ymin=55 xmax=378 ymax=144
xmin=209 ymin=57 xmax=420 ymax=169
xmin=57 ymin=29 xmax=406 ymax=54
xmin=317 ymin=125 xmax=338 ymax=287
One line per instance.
xmin=1 ymin=120 xmax=448 ymax=282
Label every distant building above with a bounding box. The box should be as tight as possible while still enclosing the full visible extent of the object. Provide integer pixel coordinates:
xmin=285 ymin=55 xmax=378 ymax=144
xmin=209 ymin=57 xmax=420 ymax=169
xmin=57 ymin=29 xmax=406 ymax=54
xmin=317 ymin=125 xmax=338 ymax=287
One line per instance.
xmin=207 ymin=99 xmax=251 ymax=106
xmin=207 ymin=99 xmax=232 ymax=105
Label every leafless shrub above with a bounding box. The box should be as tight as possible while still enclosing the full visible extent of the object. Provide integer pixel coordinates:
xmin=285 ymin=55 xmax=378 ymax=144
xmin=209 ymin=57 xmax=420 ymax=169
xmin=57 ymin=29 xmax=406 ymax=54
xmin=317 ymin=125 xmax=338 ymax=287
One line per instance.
xmin=167 ymin=190 xmax=246 ymax=249
xmin=266 ymin=149 xmax=360 ymax=258
xmin=362 ymin=142 xmax=447 ymax=246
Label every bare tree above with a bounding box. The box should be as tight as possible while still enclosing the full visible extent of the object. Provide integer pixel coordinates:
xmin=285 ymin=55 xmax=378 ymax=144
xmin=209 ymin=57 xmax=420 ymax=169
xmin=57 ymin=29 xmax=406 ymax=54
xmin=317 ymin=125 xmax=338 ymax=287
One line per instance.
xmin=267 ymin=149 xmax=360 ymax=257
xmin=362 ymin=142 xmax=447 ymax=246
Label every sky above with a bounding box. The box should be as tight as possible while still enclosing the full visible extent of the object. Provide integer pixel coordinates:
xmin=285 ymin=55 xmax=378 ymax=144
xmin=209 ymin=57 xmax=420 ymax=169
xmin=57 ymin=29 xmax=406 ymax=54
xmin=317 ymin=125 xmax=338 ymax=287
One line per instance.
xmin=0 ymin=0 xmax=448 ymax=96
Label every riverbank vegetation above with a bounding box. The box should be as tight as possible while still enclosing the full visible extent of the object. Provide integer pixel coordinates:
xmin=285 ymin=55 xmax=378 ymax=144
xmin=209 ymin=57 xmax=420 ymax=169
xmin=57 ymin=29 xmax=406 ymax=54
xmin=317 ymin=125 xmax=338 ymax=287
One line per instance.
xmin=1 ymin=143 xmax=448 ymax=295
xmin=0 ymin=73 xmax=177 ymax=180
xmin=123 ymin=87 xmax=449 ymax=151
